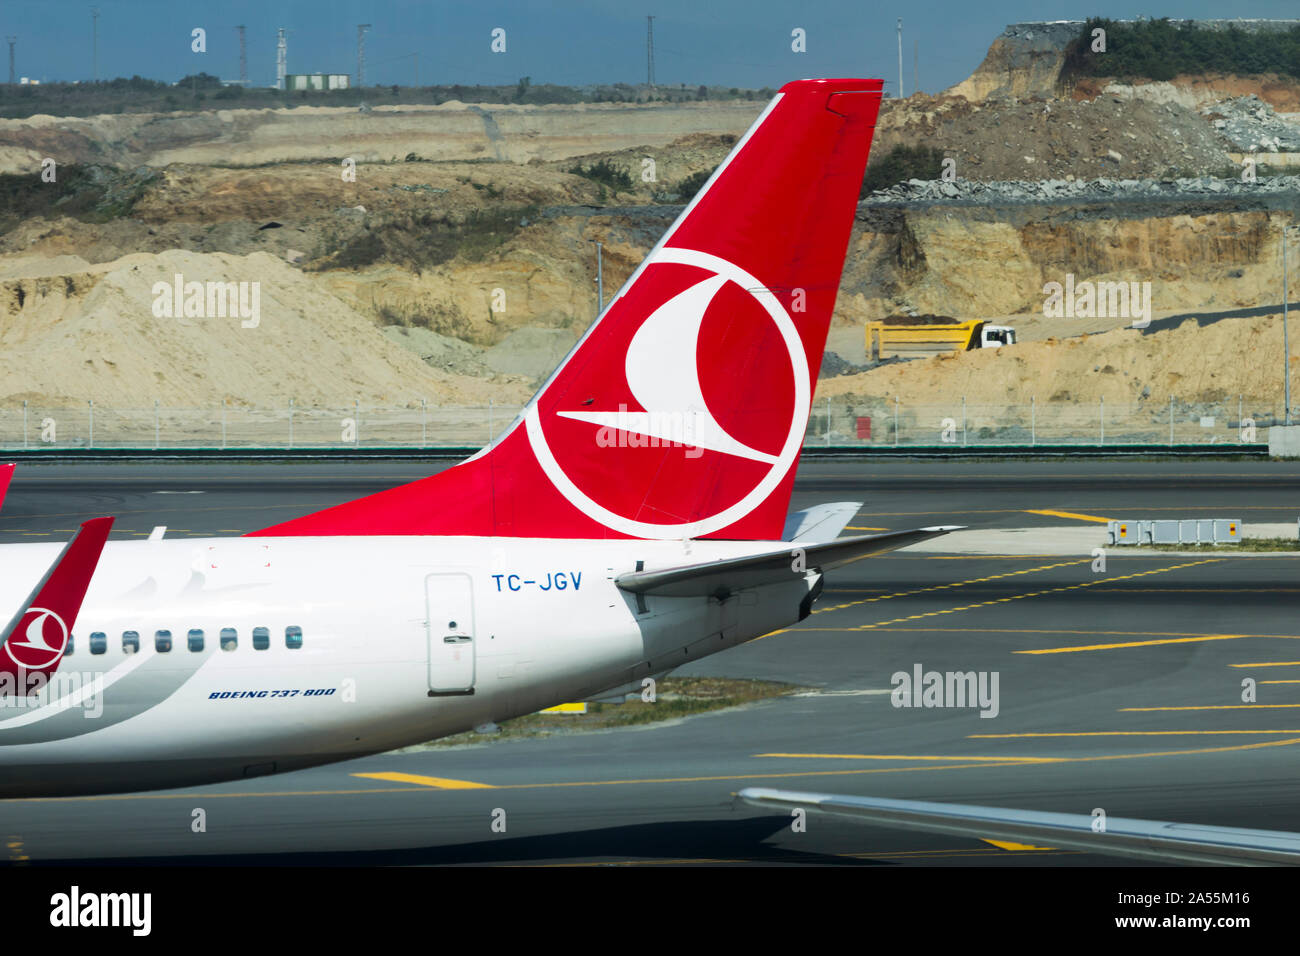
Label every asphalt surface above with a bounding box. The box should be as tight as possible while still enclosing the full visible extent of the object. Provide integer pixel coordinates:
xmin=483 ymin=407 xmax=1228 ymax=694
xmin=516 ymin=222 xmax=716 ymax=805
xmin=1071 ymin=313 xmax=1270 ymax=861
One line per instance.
xmin=4 ymin=458 xmax=1300 ymax=866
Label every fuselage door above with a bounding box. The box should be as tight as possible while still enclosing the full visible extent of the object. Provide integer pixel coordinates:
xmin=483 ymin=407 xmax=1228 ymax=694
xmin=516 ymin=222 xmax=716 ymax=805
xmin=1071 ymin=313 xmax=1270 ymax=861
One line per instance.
xmin=425 ymin=573 xmax=475 ymax=695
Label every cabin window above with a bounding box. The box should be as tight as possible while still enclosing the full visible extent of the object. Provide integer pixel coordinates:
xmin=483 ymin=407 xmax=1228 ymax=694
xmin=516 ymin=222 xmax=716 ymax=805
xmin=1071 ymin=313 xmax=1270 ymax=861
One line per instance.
xmin=123 ymin=631 xmax=140 ymax=654
xmin=187 ymin=628 xmax=204 ymax=652
xmin=89 ymin=631 xmax=106 ymax=655
xmin=220 ymin=628 xmax=237 ymax=651
xmin=252 ymin=626 xmax=269 ymax=650
xmin=285 ymin=625 xmax=302 ymax=649
xmin=155 ymin=629 xmax=173 ymax=653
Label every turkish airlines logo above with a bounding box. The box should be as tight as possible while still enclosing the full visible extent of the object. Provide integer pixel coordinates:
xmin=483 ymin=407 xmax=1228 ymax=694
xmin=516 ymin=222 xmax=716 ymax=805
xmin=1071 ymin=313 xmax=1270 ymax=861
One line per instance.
xmin=526 ymin=247 xmax=810 ymax=538
xmin=3 ymin=607 xmax=69 ymax=671
xmin=557 ymin=272 xmax=779 ymax=463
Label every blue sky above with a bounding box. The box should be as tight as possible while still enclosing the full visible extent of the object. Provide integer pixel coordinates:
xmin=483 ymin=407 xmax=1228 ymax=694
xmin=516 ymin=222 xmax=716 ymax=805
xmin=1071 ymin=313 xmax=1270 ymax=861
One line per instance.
xmin=6 ymin=1 xmax=1300 ymax=93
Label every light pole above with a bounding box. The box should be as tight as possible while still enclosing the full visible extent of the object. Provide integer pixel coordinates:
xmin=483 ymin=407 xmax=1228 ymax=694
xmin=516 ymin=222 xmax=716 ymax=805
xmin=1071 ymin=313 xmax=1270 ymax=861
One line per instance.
xmin=1285 ymin=225 xmax=1298 ymax=424
xmin=896 ymin=18 xmax=903 ymax=100
xmin=589 ymin=239 xmax=604 ymax=316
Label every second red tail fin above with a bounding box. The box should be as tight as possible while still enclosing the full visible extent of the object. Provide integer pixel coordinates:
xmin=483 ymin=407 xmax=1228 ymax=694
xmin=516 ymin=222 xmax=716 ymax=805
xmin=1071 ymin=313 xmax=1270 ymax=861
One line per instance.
xmin=0 ymin=464 xmax=13 ymax=513
xmin=0 ymin=517 xmax=113 ymax=689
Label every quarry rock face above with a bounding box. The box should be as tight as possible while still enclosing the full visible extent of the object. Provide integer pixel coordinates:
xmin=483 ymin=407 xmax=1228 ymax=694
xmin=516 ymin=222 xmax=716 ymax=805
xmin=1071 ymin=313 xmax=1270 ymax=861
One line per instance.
xmin=943 ymin=19 xmax=1300 ymax=106
xmin=848 ymin=182 xmax=1297 ymax=320
xmin=945 ymin=22 xmax=1083 ymax=102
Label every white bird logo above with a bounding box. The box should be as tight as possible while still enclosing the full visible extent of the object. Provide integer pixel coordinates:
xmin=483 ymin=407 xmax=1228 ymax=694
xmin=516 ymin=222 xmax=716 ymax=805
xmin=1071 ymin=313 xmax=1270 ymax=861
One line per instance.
xmin=3 ymin=607 xmax=69 ymax=669
xmin=557 ymin=273 xmax=778 ymax=463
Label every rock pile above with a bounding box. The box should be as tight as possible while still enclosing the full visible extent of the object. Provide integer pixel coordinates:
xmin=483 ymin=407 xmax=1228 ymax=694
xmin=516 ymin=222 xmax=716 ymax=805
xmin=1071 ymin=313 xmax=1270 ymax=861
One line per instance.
xmin=1203 ymin=94 xmax=1300 ymax=153
xmin=864 ymin=174 xmax=1300 ymax=205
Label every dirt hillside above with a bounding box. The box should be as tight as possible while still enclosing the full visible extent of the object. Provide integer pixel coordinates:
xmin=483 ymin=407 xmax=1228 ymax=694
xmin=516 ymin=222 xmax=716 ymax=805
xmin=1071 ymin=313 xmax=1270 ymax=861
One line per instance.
xmin=0 ymin=249 xmax=532 ymax=407
xmin=0 ymin=100 xmax=761 ymax=174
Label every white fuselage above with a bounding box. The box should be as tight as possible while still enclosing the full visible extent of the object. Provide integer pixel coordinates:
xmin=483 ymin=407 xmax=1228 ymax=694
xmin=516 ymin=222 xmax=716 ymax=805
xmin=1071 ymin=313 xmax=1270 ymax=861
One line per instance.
xmin=0 ymin=535 xmax=815 ymax=797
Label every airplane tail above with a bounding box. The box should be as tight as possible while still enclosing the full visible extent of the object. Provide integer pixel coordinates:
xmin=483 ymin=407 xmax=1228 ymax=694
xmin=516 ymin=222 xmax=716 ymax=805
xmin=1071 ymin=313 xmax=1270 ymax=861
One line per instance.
xmin=0 ymin=464 xmax=13 ymax=515
xmin=252 ymin=78 xmax=884 ymax=540
xmin=1 ymin=516 xmax=113 ymax=687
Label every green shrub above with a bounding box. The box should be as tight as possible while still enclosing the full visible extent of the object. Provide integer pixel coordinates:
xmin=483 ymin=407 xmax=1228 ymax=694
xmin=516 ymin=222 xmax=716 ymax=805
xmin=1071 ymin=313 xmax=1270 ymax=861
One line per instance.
xmin=860 ymin=144 xmax=945 ymax=197
xmin=568 ymin=158 xmax=632 ymax=191
xmin=1065 ymin=18 xmax=1300 ymax=83
xmin=675 ymin=167 xmax=715 ymax=200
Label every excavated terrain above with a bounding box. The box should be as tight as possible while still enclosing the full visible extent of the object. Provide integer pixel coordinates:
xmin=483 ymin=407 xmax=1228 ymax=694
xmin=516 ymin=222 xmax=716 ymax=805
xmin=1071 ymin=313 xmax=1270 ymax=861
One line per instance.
xmin=3 ymin=35 xmax=1299 ymax=413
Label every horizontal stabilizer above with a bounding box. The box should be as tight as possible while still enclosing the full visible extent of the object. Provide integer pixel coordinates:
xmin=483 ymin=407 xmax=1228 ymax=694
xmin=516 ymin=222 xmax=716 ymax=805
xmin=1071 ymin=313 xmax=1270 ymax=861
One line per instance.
xmin=738 ymin=788 xmax=1300 ymax=866
xmin=782 ymin=501 xmax=862 ymax=544
xmin=615 ymin=526 xmax=958 ymax=598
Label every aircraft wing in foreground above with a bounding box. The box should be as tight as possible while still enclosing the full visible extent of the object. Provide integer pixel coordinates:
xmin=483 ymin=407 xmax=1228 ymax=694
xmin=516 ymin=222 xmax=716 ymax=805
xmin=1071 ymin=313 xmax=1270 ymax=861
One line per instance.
xmin=738 ymin=788 xmax=1300 ymax=866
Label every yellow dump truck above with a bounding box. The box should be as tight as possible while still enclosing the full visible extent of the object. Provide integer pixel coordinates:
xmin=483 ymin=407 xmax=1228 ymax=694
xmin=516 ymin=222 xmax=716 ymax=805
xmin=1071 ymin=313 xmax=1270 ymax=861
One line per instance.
xmin=866 ymin=318 xmax=1016 ymax=360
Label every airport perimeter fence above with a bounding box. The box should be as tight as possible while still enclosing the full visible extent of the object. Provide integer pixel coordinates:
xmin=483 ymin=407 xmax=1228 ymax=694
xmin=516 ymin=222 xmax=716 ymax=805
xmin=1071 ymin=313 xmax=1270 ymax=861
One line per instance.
xmin=0 ymin=397 xmax=1281 ymax=452
xmin=807 ymin=395 xmax=1280 ymax=449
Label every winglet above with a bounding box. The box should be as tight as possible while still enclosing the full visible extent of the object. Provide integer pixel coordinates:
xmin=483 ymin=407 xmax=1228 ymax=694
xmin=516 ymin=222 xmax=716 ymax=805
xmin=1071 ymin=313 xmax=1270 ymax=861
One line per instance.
xmin=0 ymin=516 xmax=114 ymax=687
xmin=0 ymin=463 xmax=13 ymax=513
xmin=783 ymin=502 xmax=863 ymax=544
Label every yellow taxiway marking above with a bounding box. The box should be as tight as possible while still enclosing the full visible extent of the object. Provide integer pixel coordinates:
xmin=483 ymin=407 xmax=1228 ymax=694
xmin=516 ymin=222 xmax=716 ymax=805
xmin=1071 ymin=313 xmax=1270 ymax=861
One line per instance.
xmin=922 ymin=554 xmax=1073 ymax=560
xmin=1024 ymin=509 xmax=1112 ymax=523
xmin=485 ymin=763 xmax=1037 ymax=789
xmin=842 ymin=848 xmax=1068 ymax=863
xmin=6 ymin=836 xmax=28 ymax=864
xmin=756 ymin=735 xmax=1300 ymax=766
xmin=351 ymin=772 xmax=494 ymax=789
xmin=1018 ymin=633 xmax=1247 ymax=655
xmin=1231 ymin=661 xmax=1300 ymax=668
xmin=855 ymin=559 xmax=1220 ymax=632
xmin=797 ymin=626 xmax=1281 ymax=639
xmin=761 ymin=556 xmax=1091 ymax=638
xmin=1121 ymin=704 xmax=1300 ymax=712
xmin=1261 ymin=680 xmax=1300 ymax=684
xmin=17 ymin=731 xmax=1300 ymax=805
xmin=813 ymin=558 xmax=1091 ymax=615
xmin=539 ymin=702 xmax=588 ymax=714
xmin=757 ymin=752 xmax=1056 ymax=763
xmin=9 ymin=760 xmax=1054 ymax=803
xmin=529 ymin=847 xmax=1077 ymax=866
xmin=971 ymin=730 xmax=1300 ymax=738
xmin=855 ymin=508 xmax=1038 ymax=518
xmin=982 ymin=839 xmax=1056 ymax=852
